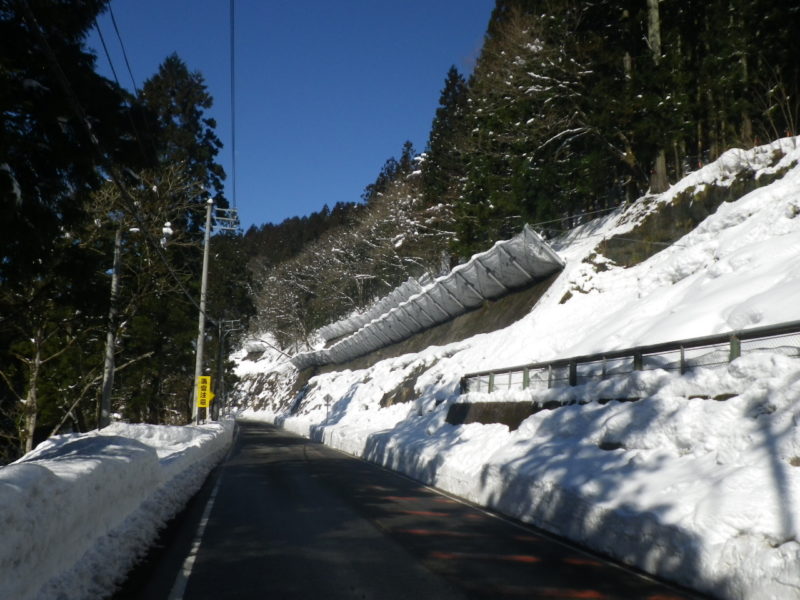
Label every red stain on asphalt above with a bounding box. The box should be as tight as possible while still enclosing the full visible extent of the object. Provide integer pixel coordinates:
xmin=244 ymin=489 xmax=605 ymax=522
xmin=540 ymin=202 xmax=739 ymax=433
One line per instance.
xmin=397 ymin=528 xmax=472 ymax=538
xmin=462 ymin=582 xmax=611 ymax=598
xmin=504 ymin=554 xmax=541 ymax=564
xmin=564 ymin=557 xmax=603 ymax=567
xmin=398 ymin=509 xmax=449 ymax=517
xmin=513 ymin=534 xmax=542 ymax=543
xmin=382 ymin=495 xmax=425 ymax=502
xmin=430 ymin=550 xmax=541 ymax=564
xmin=534 ymin=589 xmax=608 ymax=599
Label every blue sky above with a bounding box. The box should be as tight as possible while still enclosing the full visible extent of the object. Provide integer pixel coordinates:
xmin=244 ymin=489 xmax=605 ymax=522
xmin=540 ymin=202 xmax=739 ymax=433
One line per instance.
xmin=88 ymin=0 xmax=495 ymax=230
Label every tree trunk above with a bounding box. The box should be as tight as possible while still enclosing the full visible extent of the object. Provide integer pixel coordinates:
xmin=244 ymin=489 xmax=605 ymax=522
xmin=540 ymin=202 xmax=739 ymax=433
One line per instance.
xmin=650 ymin=150 xmax=669 ymax=193
xmin=99 ymin=225 xmax=122 ymax=428
xmin=646 ymin=0 xmax=662 ymax=63
xmin=23 ymin=334 xmax=42 ymax=453
xmin=740 ymin=54 xmax=754 ymax=146
xmin=647 ymin=0 xmax=669 ymax=193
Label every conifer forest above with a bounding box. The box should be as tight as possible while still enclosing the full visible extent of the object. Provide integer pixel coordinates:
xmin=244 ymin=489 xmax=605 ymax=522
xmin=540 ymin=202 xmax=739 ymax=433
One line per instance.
xmin=2 ymin=0 xmax=799 ymax=463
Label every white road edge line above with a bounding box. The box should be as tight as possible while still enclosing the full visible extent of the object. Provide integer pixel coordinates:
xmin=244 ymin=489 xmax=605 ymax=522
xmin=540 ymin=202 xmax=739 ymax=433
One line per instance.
xmin=168 ymin=423 xmax=238 ymax=600
xmin=167 ymin=472 xmax=222 ymax=600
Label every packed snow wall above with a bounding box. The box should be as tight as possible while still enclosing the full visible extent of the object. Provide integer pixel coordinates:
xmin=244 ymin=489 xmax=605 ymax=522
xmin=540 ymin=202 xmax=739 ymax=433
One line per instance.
xmin=292 ymin=226 xmax=565 ymax=370
xmin=0 ymin=423 xmax=233 ymax=600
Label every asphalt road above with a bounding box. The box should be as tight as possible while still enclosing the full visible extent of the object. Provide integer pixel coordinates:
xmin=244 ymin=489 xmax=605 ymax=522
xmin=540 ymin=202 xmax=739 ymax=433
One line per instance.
xmin=115 ymin=420 xmax=705 ymax=600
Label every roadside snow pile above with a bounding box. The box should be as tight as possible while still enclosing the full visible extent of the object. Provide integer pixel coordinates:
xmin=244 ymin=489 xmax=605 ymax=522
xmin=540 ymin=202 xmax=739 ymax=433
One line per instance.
xmin=0 ymin=421 xmax=233 ymax=600
xmin=465 ymin=355 xmax=800 ymax=600
xmin=236 ymin=138 xmax=800 ymax=599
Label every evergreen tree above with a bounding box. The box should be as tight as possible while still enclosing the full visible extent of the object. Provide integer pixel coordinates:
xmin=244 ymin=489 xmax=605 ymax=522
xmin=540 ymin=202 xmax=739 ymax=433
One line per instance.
xmin=421 ymin=66 xmax=468 ymax=208
xmin=0 ymin=0 xmax=140 ymax=285
xmin=0 ymin=0 xmax=144 ymax=458
xmin=139 ymin=53 xmax=227 ymax=229
xmin=93 ymin=166 xmax=203 ymax=424
xmin=362 ymin=142 xmax=417 ymax=205
xmin=454 ymin=2 xmax=593 ymax=255
xmin=100 ymin=53 xmax=238 ymax=424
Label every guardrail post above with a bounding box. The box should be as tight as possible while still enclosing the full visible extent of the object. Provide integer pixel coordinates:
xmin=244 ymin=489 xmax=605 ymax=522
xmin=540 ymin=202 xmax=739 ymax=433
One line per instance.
xmin=729 ymin=335 xmax=741 ymax=361
xmin=488 ymin=373 xmax=495 ymax=393
xmin=523 ymin=367 xmax=530 ymax=389
xmin=633 ymin=352 xmax=643 ymax=371
xmin=680 ymin=345 xmax=687 ymax=374
xmin=601 ymin=357 xmax=607 ymax=379
xmin=460 ymin=377 xmax=468 ymax=395
xmin=569 ymin=361 xmax=577 ymax=386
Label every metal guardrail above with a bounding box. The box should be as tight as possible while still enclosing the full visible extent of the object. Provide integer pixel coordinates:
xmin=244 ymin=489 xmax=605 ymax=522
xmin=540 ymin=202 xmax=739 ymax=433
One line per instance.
xmin=460 ymin=320 xmax=800 ymax=394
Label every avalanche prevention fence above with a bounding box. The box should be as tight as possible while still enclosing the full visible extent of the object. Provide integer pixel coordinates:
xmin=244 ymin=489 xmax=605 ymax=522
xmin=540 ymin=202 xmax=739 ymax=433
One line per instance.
xmin=460 ymin=319 xmax=800 ymax=394
xmin=291 ymin=225 xmax=565 ymax=370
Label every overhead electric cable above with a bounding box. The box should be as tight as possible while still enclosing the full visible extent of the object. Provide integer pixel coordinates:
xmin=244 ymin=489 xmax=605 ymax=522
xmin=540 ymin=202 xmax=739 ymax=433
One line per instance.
xmin=21 ymin=0 xmax=216 ymax=324
xmin=528 ymin=206 xmax=621 ymax=229
xmin=93 ymin=18 xmax=150 ymax=164
xmin=108 ymin=5 xmax=139 ymax=92
xmin=102 ymin=6 xmax=160 ymax=161
xmin=93 ymin=20 xmax=121 ymax=85
xmin=229 ymin=0 xmax=237 ymax=208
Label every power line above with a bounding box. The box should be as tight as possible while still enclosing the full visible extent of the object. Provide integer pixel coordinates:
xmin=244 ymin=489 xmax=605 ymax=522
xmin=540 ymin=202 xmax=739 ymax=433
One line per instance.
xmin=21 ymin=0 xmax=216 ymax=325
xmin=98 ymin=7 xmax=160 ymax=162
xmin=92 ymin=19 xmax=121 ymax=85
xmin=108 ymin=4 xmax=139 ymax=93
xmin=93 ymin=18 xmax=150 ymax=165
xmin=229 ymin=0 xmax=237 ymax=209
xmin=527 ymin=205 xmax=621 ymax=229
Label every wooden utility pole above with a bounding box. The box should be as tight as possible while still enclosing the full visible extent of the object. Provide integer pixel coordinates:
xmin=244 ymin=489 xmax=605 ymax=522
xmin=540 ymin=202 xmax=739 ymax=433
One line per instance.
xmin=99 ymin=225 xmax=123 ymax=428
xmin=192 ymin=199 xmax=214 ymax=424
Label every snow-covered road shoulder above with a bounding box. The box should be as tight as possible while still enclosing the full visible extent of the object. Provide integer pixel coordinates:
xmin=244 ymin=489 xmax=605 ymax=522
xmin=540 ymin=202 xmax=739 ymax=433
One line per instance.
xmin=0 ymin=421 xmax=233 ymax=600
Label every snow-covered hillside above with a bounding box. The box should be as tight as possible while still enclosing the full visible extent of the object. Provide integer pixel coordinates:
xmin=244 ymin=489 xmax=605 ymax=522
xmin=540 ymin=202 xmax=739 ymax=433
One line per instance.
xmin=234 ymin=138 xmax=800 ymax=599
xmin=0 ymin=422 xmax=232 ymax=600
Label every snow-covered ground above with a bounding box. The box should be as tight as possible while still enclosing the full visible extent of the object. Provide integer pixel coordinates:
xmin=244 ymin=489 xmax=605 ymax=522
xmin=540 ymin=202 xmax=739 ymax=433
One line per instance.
xmin=0 ymin=421 xmax=233 ymax=600
xmin=235 ymin=138 xmax=800 ymax=599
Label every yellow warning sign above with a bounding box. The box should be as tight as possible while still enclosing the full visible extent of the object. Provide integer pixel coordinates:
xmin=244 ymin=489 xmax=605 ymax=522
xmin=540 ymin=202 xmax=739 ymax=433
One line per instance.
xmin=197 ymin=375 xmax=215 ymax=408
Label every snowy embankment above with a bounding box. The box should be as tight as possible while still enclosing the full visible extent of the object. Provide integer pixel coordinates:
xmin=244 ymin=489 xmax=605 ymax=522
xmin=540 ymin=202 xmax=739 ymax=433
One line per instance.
xmin=235 ymin=138 xmax=800 ymax=599
xmin=0 ymin=421 xmax=233 ymax=600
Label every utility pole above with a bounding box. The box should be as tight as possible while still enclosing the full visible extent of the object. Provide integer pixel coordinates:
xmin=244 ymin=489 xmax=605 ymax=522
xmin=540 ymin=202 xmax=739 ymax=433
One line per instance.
xmin=99 ymin=220 xmax=173 ymax=429
xmin=215 ymin=319 xmax=241 ymax=420
xmin=192 ymin=199 xmax=214 ymax=424
xmin=99 ymin=225 xmax=123 ymax=428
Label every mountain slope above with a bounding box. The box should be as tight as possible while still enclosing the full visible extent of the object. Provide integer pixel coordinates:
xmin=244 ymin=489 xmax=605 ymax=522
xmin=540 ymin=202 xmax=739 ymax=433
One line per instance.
xmin=233 ymin=138 xmax=800 ymax=599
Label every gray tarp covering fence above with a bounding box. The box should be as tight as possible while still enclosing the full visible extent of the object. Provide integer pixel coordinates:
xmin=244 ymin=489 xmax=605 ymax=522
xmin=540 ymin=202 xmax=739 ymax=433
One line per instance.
xmin=317 ymin=278 xmax=426 ymax=343
xmin=291 ymin=225 xmax=565 ymax=370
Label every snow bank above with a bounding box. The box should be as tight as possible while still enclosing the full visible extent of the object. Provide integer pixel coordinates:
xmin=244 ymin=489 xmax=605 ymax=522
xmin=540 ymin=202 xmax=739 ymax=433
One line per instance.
xmin=0 ymin=421 xmax=233 ymax=600
xmin=236 ymin=138 xmax=800 ymax=599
